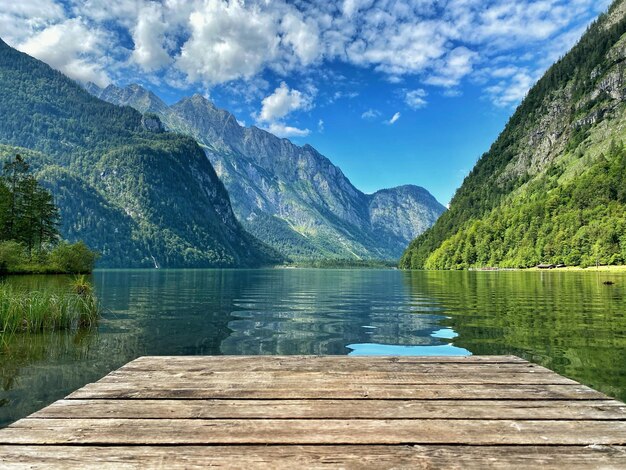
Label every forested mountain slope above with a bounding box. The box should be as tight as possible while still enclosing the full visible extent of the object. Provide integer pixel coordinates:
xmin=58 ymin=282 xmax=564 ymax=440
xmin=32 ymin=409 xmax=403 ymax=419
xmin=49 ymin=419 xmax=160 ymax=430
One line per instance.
xmin=0 ymin=38 xmax=280 ymax=268
xmin=91 ymin=84 xmax=446 ymax=260
xmin=401 ymin=0 xmax=626 ymax=269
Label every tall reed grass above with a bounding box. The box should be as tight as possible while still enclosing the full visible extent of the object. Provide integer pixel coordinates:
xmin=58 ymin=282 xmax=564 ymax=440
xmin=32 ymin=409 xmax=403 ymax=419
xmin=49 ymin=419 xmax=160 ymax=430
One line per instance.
xmin=0 ymin=279 xmax=99 ymax=333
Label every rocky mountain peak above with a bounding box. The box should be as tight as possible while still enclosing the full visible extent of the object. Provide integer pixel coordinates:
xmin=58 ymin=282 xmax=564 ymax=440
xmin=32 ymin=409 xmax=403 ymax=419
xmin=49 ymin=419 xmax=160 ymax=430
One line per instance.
xmin=91 ymin=83 xmax=446 ymax=260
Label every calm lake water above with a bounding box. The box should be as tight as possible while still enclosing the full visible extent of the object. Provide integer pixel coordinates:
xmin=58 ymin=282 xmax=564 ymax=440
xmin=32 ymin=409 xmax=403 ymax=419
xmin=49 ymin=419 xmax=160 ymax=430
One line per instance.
xmin=1 ymin=268 xmax=625 ymax=427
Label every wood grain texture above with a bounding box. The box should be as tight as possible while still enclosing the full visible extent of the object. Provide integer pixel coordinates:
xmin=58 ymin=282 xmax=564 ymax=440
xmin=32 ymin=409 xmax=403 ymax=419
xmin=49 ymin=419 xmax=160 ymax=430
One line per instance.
xmin=3 ymin=418 xmax=626 ymax=445
xmin=0 ymin=445 xmax=625 ymax=470
xmin=1 ymin=355 xmax=625 ymax=468
xmin=67 ymin=382 xmax=604 ymax=399
xmin=31 ymin=398 xmax=626 ymax=420
xmin=96 ymin=370 xmax=580 ymax=385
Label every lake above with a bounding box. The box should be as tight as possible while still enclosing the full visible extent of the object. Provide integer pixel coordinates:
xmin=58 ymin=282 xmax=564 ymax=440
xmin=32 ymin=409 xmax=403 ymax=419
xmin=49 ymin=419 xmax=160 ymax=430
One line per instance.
xmin=1 ymin=268 xmax=625 ymax=427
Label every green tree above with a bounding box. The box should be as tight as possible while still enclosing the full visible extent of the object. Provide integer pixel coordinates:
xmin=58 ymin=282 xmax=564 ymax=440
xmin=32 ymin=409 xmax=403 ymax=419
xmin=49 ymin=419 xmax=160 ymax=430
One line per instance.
xmin=1 ymin=155 xmax=59 ymax=254
xmin=50 ymin=241 xmax=98 ymax=273
xmin=1 ymin=154 xmax=29 ymax=240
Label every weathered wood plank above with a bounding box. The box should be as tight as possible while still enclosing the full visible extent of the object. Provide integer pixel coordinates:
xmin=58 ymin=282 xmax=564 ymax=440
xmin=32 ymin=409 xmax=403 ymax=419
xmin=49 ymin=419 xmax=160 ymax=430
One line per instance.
xmin=121 ymin=355 xmax=529 ymax=372
xmin=31 ymin=398 xmax=626 ymax=420
xmin=130 ymin=355 xmax=528 ymax=363
xmin=2 ymin=356 xmax=625 ymax=468
xmin=3 ymin=418 xmax=625 ymax=445
xmin=97 ymin=370 xmax=579 ymax=385
xmin=108 ymin=360 xmax=558 ymax=372
xmin=0 ymin=445 xmax=624 ymax=470
xmin=67 ymin=382 xmax=606 ymax=400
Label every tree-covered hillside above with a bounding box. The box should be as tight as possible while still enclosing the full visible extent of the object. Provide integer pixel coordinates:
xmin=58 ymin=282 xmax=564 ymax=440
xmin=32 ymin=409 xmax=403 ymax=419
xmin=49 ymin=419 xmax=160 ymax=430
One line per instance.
xmin=0 ymin=38 xmax=281 ymax=268
xmin=401 ymin=0 xmax=626 ymax=269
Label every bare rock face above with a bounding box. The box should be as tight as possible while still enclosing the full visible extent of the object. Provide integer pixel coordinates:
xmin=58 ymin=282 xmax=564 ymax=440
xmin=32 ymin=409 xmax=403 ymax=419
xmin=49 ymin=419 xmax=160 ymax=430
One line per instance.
xmin=140 ymin=114 xmax=164 ymax=133
xmin=91 ymin=84 xmax=446 ymax=260
xmin=369 ymin=186 xmax=445 ymax=243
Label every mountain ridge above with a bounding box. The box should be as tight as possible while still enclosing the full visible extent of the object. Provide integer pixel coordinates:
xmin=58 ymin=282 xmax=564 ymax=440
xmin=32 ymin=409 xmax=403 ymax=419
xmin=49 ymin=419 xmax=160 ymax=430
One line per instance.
xmin=90 ymin=82 xmax=445 ymax=260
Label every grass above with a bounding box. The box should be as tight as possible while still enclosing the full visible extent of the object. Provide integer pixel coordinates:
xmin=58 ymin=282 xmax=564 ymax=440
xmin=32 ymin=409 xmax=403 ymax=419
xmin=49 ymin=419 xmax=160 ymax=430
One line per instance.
xmin=0 ymin=278 xmax=100 ymax=333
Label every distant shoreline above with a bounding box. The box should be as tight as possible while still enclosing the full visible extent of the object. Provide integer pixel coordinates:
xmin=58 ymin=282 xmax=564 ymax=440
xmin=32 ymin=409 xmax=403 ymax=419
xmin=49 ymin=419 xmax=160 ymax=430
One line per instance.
xmin=469 ymin=265 xmax=626 ymax=273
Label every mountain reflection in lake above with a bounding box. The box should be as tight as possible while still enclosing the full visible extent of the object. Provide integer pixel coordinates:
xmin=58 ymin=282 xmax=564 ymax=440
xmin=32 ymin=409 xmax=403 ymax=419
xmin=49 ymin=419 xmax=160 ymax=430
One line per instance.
xmin=1 ymin=268 xmax=625 ymax=428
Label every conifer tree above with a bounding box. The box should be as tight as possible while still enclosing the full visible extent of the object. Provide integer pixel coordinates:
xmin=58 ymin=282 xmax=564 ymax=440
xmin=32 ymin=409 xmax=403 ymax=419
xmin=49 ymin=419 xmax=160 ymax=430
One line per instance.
xmin=0 ymin=154 xmax=59 ymax=253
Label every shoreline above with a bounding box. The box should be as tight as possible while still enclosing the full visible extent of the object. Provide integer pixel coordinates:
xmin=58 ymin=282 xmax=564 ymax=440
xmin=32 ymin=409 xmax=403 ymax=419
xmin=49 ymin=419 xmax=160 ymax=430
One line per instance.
xmin=470 ymin=265 xmax=626 ymax=273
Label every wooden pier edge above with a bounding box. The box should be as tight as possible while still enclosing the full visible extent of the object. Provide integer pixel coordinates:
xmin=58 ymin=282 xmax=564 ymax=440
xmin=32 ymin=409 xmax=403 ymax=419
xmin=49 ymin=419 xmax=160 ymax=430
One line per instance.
xmin=0 ymin=355 xmax=624 ymax=469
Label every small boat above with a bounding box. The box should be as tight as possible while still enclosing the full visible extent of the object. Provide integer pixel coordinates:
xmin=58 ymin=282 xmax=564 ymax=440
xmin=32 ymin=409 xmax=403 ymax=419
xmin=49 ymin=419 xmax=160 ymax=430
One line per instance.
xmin=536 ymin=264 xmax=556 ymax=269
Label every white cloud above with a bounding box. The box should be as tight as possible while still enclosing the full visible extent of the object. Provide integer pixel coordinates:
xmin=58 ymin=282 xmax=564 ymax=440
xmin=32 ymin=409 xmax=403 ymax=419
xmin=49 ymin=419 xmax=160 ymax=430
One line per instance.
xmin=424 ymin=47 xmax=476 ymax=88
xmin=255 ymin=82 xmax=313 ymax=138
xmin=443 ymin=88 xmax=462 ymax=97
xmin=0 ymin=0 xmax=609 ymax=110
xmin=258 ymin=82 xmax=313 ymax=122
xmin=131 ymin=2 xmax=172 ymax=71
xmin=387 ymin=112 xmax=401 ymax=125
xmin=266 ymin=122 xmax=310 ymax=138
xmin=342 ymin=0 xmax=375 ymax=18
xmin=361 ymin=108 xmax=380 ymax=120
xmin=486 ymin=70 xmax=537 ymax=107
xmin=175 ymin=1 xmax=281 ymax=85
xmin=0 ymin=1 xmax=64 ymax=43
xmin=281 ymin=11 xmax=321 ymax=66
xmin=18 ymin=18 xmax=111 ymax=87
xmin=318 ymin=119 xmax=324 ymax=132
xmin=405 ymin=89 xmax=428 ymax=109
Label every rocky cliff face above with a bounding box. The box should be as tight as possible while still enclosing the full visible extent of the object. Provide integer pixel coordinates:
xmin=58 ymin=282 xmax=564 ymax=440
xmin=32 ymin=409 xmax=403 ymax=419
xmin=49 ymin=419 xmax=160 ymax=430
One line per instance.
xmin=91 ymin=85 xmax=445 ymax=260
xmin=369 ymin=186 xmax=444 ymax=243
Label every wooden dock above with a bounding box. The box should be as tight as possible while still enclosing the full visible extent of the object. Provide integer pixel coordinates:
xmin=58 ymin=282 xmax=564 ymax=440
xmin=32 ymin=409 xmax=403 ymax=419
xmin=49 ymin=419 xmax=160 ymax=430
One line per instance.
xmin=0 ymin=355 xmax=625 ymax=468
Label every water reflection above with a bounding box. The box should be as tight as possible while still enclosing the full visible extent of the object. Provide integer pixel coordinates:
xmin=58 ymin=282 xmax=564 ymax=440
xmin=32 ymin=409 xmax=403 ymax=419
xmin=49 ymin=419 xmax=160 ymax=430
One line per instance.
xmin=1 ymin=268 xmax=625 ymax=428
xmin=403 ymin=270 xmax=626 ymax=400
xmin=220 ymin=269 xmax=454 ymax=355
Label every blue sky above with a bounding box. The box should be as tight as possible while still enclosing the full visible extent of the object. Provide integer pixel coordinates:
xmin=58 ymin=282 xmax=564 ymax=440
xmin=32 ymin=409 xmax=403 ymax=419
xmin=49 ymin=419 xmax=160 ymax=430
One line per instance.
xmin=0 ymin=0 xmax=613 ymax=204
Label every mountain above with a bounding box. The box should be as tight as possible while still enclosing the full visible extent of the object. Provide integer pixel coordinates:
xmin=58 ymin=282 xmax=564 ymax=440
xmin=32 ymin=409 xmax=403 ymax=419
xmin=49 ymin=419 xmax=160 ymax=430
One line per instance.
xmin=0 ymin=38 xmax=281 ymax=268
xmin=401 ymin=0 xmax=626 ymax=270
xmin=90 ymin=84 xmax=446 ymax=260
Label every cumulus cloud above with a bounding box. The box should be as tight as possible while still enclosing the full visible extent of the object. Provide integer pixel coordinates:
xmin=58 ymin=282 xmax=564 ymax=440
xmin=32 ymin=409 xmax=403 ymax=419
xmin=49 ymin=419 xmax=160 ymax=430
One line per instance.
xmin=131 ymin=2 xmax=172 ymax=71
xmin=258 ymin=82 xmax=313 ymax=122
xmin=405 ymin=89 xmax=428 ymax=109
xmin=175 ymin=1 xmax=281 ymax=84
xmin=266 ymin=122 xmax=310 ymax=138
xmin=256 ymin=82 xmax=313 ymax=138
xmin=0 ymin=0 xmax=610 ymax=109
xmin=280 ymin=11 xmax=321 ymax=66
xmin=18 ymin=18 xmax=111 ymax=86
xmin=424 ymin=47 xmax=476 ymax=88
xmin=387 ymin=112 xmax=401 ymax=125
xmin=0 ymin=1 xmax=65 ymax=42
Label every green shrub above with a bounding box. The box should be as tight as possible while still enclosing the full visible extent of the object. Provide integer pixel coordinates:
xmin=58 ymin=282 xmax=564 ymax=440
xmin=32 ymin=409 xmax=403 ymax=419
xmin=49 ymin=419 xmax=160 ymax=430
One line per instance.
xmin=0 ymin=241 xmax=27 ymax=273
xmin=50 ymin=242 xmax=98 ymax=274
